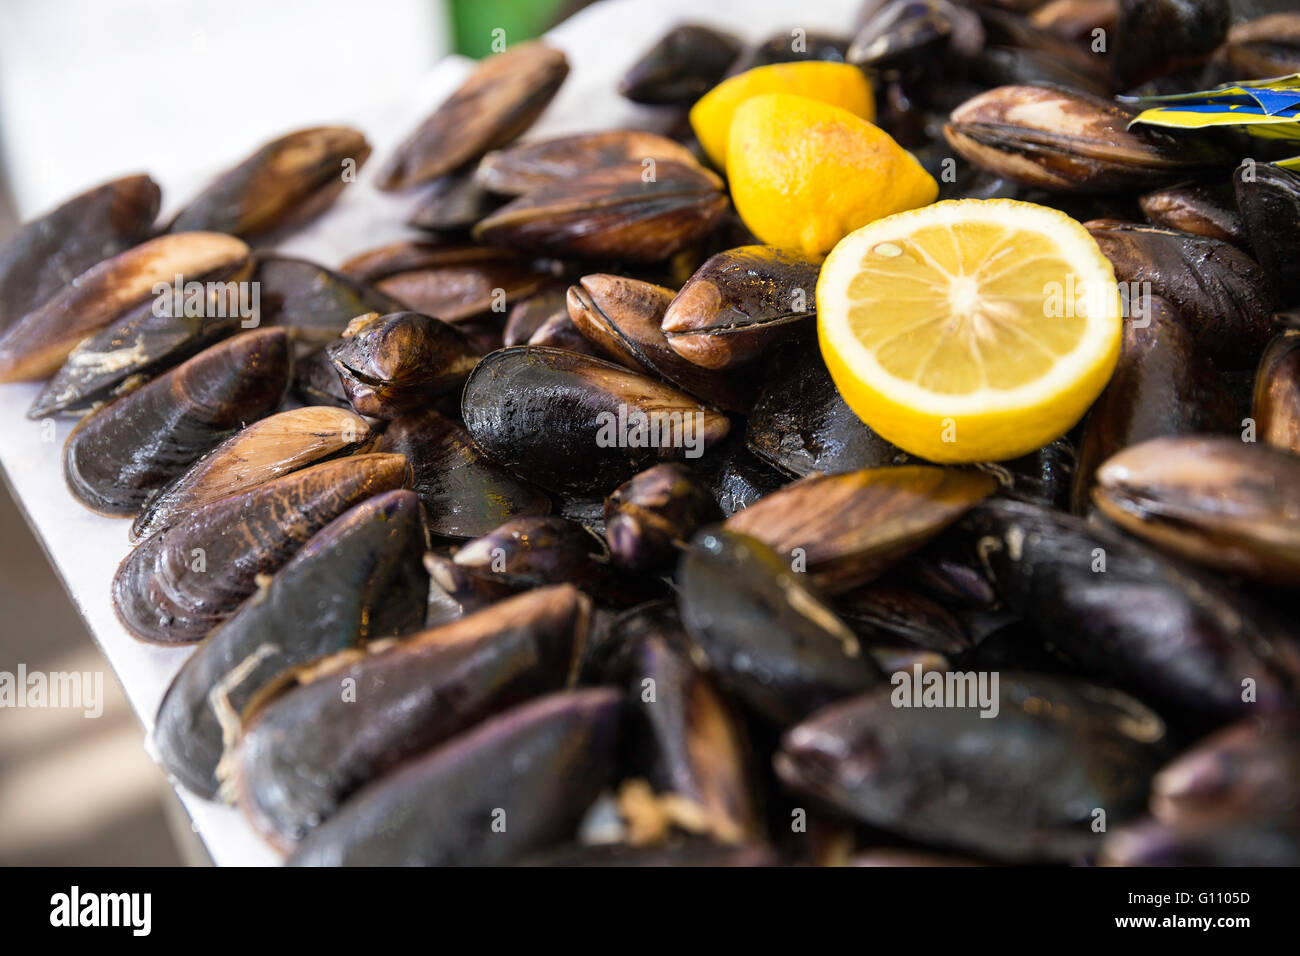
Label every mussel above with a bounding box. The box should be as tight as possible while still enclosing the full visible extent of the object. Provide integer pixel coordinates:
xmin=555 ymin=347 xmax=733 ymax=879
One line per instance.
xmin=1139 ymin=180 xmax=1243 ymax=247
xmin=287 ymin=688 xmax=621 ymax=865
xmin=152 ymin=489 xmax=428 ymax=798
xmin=63 ymin=329 xmax=291 ymax=516
xmin=476 ymin=131 xmax=701 ymax=195
xmin=504 ymin=285 xmax=569 ymax=347
xmin=1223 ymin=12 xmax=1300 ymax=79
xmin=408 ymin=170 xmax=504 ymax=234
xmin=619 ymin=24 xmax=742 ymax=104
xmin=1253 ymin=332 xmax=1300 ymax=455
xmin=605 ymin=464 xmax=719 ymax=571
xmin=254 ymin=255 xmax=407 ymax=351
xmin=1234 ymin=161 xmax=1300 ymax=307
xmin=1113 ymin=0 xmax=1230 ymax=87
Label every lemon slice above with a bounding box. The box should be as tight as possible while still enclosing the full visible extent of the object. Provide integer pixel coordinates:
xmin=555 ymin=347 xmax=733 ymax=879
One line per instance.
xmin=817 ymin=199 xmax=1122 ymax=463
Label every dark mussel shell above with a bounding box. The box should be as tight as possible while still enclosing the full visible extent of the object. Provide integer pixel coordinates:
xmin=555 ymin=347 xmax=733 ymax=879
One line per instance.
xmin=132 ymin=405 xmax=373 ymax=542
xmin=708 ymin=445 xmax=787 ymax=516
xmin=776 ymin=673 xmax=1166 ymax=862
xmin=725 ymin=467 xmax=997 ymax=595
xmin=476 ymin=131 xmax=701 ymax=196
xmin=255 ymin=255 xmax=407 ymax=351
xmin=619 ymin=24 xmax=742 ymax=105
xmin=504 ymin=284 xmax=569 ymax=346
xmin=605 ymin=463 xmax=719 ymax=571
xmin=731 ymin=30 xmax=850 ymax=73
xmin=287 ymin=688 xmax=621 ymax=866
xmin=1253 ymin=332 xmax=1300 ymax=455
xmin=0 ymin=173 xmax=160 ymax=331
xmin=152 ymin=489 xmax=428 ymax=799
xmin=1093 ymin=435 xmax=1300 ymax=586
xmin=566 ymin=273 xmax=753 ymax=412
xmin=1139 ymin=179 xmax=1243 ymax=247
xmin=377 ymin=408 xmax=550 ymax=539
xmin=1114 ymin=0 xmax=1230 ymax=88
xmin=63 ymin=329 xmax=291 ymax=516
xmin=1071 ymin=295 xmax=1234 ymax=512
xmin=170 ymin=127 xmax=370 ymax=240
xmin=292 ymin=346 xmax=351 ymax=408
xmin=236 ymin=585 xmax=590 ymax=847
xmin=661 ymin=245 xmax=821 ymax=370
xmin=0 ymin=231 xmax=250 ymax=383
xmin=848 ymin=0 xmax=982 ymax=69
xmin=1223 ymin=12 xmax=1300 ymax=79
xmin=473 ymin=161 xmax=729 ymax=263
xmin=450 ymin=516 xmax=610 ymax=597
xmin=832 ymin=582 xmax=971 ymax=656
xmin=677 ymin=529 xmax=881 ymax=727
xmin=461 ymin=346 xmax=730 ymax=496
xmin=114 ymin=453 xmax=409 ymax=643
xmin=944 ymin=85 xmax=1226 ymax=193
xmin=1086 ymin=220 xmax=1277 ymax=370
xmin=377 ymin=41 xmax=569 ymax=191
xmin=408 ymin=169 xmax=504 ymax=233
xmin=746 ymin=344 xmax=913 ymax=478
xmin=1234 ymin=161 xmax=1300 ymax=308
xmin=528 ymin=309 xmax=597 ymax=354
xmin=962 ymin=498 xmax=1300 ymax=719
xmin=326 ymin=311 xmax=480 ymax=419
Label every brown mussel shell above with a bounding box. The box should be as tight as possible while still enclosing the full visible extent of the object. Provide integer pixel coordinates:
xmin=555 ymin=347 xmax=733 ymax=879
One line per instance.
xmin=170 ymin=127 xmax=370 ymax=239
xmin=152 ymin=489 xmax=428 ymax=799
xmin=476 ymin=130 xmax=701 ymax=195
xmin=377 ymin=408 xmax=551 ymax=539
xmin=461 ymin=346 xmax=730 ymax=496
xmin=725 ymin=466 xmax=997 ymax=595
xmin=408 ymin=169 xmax=504 ymax=234
xmin=63 ymin=328 xmax=292 ymax=516
xmin=114 ymin=453 xmax=410 ymax=643
xmin=287 ymin=688 xmax=621 ymax=866
xmin=1223 ymin=12 xmax=1300 ymax=79
xmin=0 ymin=173 xmax=160 ymax=331
xmin=255 ymin=255 xmax=408 ymax=351
xmin=473 ymin=161 xmax=729 ymax=263
xmin=1093 ymin=435 xmax=1300 ymax=585
xmin=131 ymin=406 xmax=373 ymax=542
xmin=377 ymin=41 xmax=570 ymax=191
xmin=374 ymin=262 xmax=548 ymax=324
xmin=619 ymin=24 xmax=743 ymax=105
xmin=504 ymin=284 xmax=569 ymax=346
xmin=0 ymin=231 xmax=250 ymax=383
xmin=1139 ymin=180 xmax=1244 ymax=247
xmin=604 ymin=463 xmax=719 ymax=571
xmin=327 ymin=311 xmax=481 ymax=418
xmin=236 ymin=585 xmax=590 ymax=847
xmin=661 ymin=245 xmax=821 ymax=370
xmin=1253 ymin=331 xmax=1300 ymax=454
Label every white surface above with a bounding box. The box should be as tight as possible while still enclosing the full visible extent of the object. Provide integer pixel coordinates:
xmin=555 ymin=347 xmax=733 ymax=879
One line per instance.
xmin=0 ymin=0 xmax=860 ymax=866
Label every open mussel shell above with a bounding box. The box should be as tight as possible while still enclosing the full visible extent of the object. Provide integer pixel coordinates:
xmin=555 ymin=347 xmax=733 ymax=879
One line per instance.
xmin=1114 ymin=0 xmax=1230 ymax=87
xmin=236 ymin=585 xmax=590 ymax=847
xmin=114 ymin=453 xmax=410 ymax=644
xmin=1223 ymin=12 xmax=1300 ymax=79
xmin=725 ymin=467 xmax=997 ymax=595
xmin=605 ymin=463 xmax=719 ymax=571
xmin=1253 ymin=331 xmax=1300 ymax=455
xmin=1071 ymin=295 xmax=1235 ymax=512
xmin=255 ymin=255 xmax=407 ymax=351
xmin=461 ymin=346 xmax=730 ymax=496
xmin=326 ymin=311 xmax=480 ymax=419
xmin=377 ymin=41 xmax=569 ymax=191
xmin=0 ymin=173 xmax=160 ymax=331
xmin=63 ymin=328 xmax=291 ymax=516
xmin=618 ymin=24 xmax=742 ymax=104
xmin=476 ymin=131 xmax=701 ymax=195
xmin=944 ymin=85 xmax=1226 ymax=193
xmin=1234 ymin=161 xmax=1300 ymax=308
xmin=170 ymin=126 xmax=370 ymax=240
xmin=567 ymin=274 xmax=753 ymax=412
xmin=776 ymin=673 xmax=1166 ymax=863
xmin=746 ymin=343 xmax=914 ymax=478
xmin=152 ymin=489 xmax=428 ymax=799
xmin=1086 ymin=220 xmax=1277 ymax=370
xmin=661 ymin=245 xmax=821 ymax=370
xmin=0 ymin=231 xmax=250 ymax=383
xmin=962 ymin=498 xmax=1300 ymax=718
xmin=287 ymin=688 xmax=621 ymax=866
xmin=377 ymin=408 xmax=550 ymax=539
xmin=133 ymin=406 xmax=373 ymax=542
xmin=1139 ymin=180 xmax=1243 ymax=247
xmin=1093 ymin=435 xmax=1300 ymax=585
xmin=677 ymin=529 xmax=881 ymax=727
xmin=473 ymin=161 xmax=729 ymax=263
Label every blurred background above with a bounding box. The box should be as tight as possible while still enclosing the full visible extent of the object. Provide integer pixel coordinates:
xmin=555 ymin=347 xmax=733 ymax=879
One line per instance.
xmin=0 ymin=0 xmax=586 ymax=866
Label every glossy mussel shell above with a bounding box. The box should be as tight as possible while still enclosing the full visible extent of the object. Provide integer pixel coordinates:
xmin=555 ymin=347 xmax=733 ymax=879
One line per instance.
xmin=114 ymin=453 xmax=409 ymax=643
xmin=377 ymin=41 xmax=569 ymax=191
xmin=255 ymin=255 xmax=407 ymax=350
xmin=604 ymin=463 xmax=718 ymax=571
xmin=461 ymin=346 xmax=730 ymax=496
xmin=287 ymin=688 xmax=622 ymax=866
xmin=0 ymin=231 xmax=250 ymax=382
xmin=477 ymin=130 xmax=701 ymax=195
xmin=0 ymin=173 xmax=160 ymax=331
xmin=1234 ymin=161 xmax=1300 ymax=307
xmin=1094 ymin=435 xmax=1300 ymax=585
xmin=618 ymin=24 xmax=742 ymax=105
xmin=236 ymin=585 xmax=591 ymax=847
xmin=1253 ymin=332 xmax=1300 ymax=455
xmin=152 ymin=489 xmax=428 ymax=799
xmin=63 ymin=328 xmax=291 ymax=516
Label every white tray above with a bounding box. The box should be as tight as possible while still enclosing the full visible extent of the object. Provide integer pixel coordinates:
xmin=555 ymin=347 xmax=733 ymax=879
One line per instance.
xmin=0 ymin=0 xmax=859 ymax=866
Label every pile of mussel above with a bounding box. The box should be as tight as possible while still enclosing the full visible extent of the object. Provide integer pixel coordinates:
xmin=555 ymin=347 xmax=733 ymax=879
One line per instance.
xmin=2 ymin=0 xmax=1299 ymax=866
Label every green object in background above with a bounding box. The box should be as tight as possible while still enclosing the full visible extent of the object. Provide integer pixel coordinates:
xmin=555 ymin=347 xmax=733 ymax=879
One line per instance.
xmin=450 ymin=0 xmax=570 ymax=58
